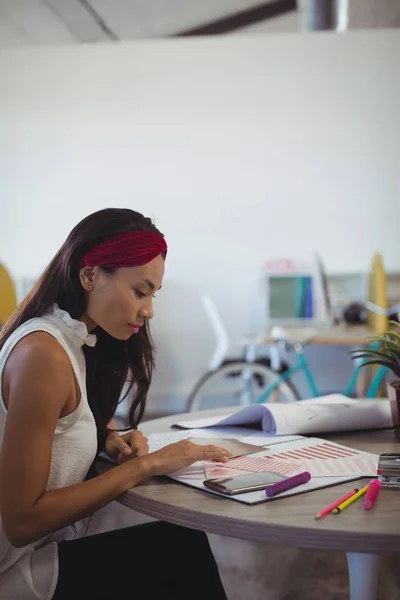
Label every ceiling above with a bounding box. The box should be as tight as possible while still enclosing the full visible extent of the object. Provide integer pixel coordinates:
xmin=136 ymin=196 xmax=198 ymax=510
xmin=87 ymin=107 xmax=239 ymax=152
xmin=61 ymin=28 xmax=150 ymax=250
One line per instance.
xmin=0 ymin=0 xmax=299 ymax=46
xmin=0 ymin=0 xmax=398 ymax=48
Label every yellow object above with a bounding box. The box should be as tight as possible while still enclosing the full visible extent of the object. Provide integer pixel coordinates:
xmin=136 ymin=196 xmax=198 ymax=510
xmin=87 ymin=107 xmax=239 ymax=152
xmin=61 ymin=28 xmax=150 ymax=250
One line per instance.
xmin=0 ymin=263 xmax=17 ymax=327
xmin=368 ymin=253 xmax=388 ymax=335
xmin=367 ymin=253 xmax=388 ymax=394
xmin=332 ymin=485 xmax=369 ymax=514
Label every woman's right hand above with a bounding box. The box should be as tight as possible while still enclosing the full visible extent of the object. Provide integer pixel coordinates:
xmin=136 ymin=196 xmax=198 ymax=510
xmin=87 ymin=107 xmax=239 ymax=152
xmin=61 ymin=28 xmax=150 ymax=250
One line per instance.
xmin=145 ymin=440 xmax=233 ymax=477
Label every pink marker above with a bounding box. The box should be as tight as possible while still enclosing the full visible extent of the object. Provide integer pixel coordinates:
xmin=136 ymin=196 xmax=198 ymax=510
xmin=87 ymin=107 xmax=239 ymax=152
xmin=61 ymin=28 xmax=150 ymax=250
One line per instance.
xmin=363 ymin=479 xmax=381 ymax=510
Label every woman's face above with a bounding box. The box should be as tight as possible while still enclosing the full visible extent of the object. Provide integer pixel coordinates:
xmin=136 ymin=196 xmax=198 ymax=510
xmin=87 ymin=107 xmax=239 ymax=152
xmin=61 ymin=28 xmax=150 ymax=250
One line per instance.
xmin=81 ymin=255 xmax=165 ymax=340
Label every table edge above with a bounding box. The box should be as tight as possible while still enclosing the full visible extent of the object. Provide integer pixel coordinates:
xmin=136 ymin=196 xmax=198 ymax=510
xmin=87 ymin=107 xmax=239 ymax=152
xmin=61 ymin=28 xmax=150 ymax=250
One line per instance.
xmin=117 ymin=483 xmax=400 ymax=553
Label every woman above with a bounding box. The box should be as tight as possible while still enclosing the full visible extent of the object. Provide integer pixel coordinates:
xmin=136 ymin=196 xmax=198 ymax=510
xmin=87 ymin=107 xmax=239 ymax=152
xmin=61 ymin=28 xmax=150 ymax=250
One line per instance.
xmin=0 ymin=208 xmax=231 ymax=600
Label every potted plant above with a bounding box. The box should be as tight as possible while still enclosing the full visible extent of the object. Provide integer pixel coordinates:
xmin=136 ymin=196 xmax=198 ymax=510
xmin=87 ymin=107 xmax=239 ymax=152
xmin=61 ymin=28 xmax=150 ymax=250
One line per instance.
xmin=351 ymin=322 xmax=400 ymax=437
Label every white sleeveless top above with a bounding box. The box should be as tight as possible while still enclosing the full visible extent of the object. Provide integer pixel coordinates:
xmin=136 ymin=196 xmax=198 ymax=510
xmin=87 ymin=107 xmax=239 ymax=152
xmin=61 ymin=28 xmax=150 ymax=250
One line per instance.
xmin=0 ymin=305 xmax=98 ymax=600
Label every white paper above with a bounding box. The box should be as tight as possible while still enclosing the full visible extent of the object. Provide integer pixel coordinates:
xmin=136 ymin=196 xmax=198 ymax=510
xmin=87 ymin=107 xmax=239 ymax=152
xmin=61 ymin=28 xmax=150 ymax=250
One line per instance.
xmin=189 ymin=426 xmax=260 ymax=439
xmin=167 ymin=435 xmax=379 ymax=503
xmin=176 ymin=405 xmax=270 ymax=430
xmin=147 ymin=431 xmax=192 ymax=453
xmin=175 ymin=415 xmax=245 ymax=429
xmin=238 ymin=433 xmax=303 ymax=446
xmin=189 ymin=428 xmax=303 ymax=447
xmin=174 ymin=395 xmax=393 ymax=436
xmin=268 ymin=398 xmax=392 ymax=436
xmin=167 ymin=462 xmax=360 ymax=505
xmin=239 ymin=438 xmax=378 ymax=478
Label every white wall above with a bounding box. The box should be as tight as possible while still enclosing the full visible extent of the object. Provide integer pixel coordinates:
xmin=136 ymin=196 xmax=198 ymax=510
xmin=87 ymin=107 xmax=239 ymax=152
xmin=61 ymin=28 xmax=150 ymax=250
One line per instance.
xmin=1 ymin=32 xmax=399 ymax=412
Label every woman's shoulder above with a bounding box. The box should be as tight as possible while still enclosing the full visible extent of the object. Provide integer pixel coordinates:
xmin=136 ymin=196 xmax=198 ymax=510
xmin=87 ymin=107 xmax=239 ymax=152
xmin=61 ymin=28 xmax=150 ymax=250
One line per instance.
xmin=4 ymin=331 xmax=72 ymax=387
xmin=8 ymin=330 xmax=70 ymax=365
xmin=2 ymin=331 xmax=74 ymax=412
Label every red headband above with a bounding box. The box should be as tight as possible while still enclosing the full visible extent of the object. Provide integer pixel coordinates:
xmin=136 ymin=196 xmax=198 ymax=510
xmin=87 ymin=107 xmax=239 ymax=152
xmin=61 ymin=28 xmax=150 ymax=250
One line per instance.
xmin=78 ymin=231 xmax=167 ymax=269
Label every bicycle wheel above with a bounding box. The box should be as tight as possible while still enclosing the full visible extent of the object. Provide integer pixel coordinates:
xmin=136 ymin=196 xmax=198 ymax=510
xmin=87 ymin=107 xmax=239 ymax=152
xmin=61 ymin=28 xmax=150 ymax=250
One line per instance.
xmin=186 ymin=361 xmax=300 ymax=412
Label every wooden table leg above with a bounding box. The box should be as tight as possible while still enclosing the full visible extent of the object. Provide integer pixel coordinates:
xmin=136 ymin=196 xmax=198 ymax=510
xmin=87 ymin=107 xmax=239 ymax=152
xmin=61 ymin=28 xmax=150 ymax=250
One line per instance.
xmin=346 ymin=552 xmax=381 ymax=600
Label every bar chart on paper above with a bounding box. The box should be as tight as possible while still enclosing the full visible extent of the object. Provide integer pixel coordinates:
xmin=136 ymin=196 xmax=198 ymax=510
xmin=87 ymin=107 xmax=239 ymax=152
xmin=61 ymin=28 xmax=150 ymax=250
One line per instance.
xmin=204 ymin=439 xmax=378 ymax=479
xmin=204 ymin=455 xmax=302 ymax=479
xmin=271 ymin=441 xmax=378 ymax=477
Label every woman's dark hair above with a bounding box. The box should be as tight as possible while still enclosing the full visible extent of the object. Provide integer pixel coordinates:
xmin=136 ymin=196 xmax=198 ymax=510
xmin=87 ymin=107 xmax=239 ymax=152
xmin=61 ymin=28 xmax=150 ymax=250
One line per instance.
xmin=0 ymin=208 xmax=166 ymax=453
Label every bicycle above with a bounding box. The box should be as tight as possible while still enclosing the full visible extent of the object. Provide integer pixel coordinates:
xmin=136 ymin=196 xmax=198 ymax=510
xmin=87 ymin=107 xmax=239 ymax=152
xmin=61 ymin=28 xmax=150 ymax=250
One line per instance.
xmin=186 ymin=296 xmax=388 ymax=412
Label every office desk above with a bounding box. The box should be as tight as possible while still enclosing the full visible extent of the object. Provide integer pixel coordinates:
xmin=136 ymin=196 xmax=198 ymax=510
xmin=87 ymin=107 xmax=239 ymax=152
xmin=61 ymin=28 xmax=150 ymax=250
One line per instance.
xmin=243 ymin=323 xmax=372 ymax=347
xmin=102 ymin=408 xmax=400 ymax=600
xmin=241 ymin=324 xmax=374 ymax=397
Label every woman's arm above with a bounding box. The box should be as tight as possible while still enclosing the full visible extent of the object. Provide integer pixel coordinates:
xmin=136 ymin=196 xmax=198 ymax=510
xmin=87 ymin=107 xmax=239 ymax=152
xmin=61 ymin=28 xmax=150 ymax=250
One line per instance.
xmin=0 ymin=334 xmax=231 ymax=548
xmin=105 ymin=417 xmax=149 ymax=463
xmin=0 ymin=334 xmax=150 ymax=548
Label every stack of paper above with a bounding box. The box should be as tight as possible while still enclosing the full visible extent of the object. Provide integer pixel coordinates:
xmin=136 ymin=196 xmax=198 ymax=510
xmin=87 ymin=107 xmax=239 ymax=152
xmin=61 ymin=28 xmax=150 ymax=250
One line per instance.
xmin=174 ymin=395 xmax=393 ymax=436
xmin=167 ymin=436 xmax=379 ymax=505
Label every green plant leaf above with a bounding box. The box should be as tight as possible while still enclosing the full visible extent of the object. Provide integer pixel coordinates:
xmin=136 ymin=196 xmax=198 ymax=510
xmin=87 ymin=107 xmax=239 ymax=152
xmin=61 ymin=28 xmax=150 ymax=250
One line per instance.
xmin=361 ymin=341 xmax=400 ymax=354
xmin=386 ymin=330 xmax=400 ymax=345
xmin=352 ymin=353 xmax=400 ymax=375
xmin=351 ymin=349 xmax=394 ymax=361
xmin=350 ymin=322 xmax=400 ymax=378
xmin=350 ymin=345 xmax=382 ymax=355
xmin=352 ymin=346 xmax=398 ymax=357
xmin=360 ymin=360 xmax=400 ymax=378
xmin=358 ymin=358 xmax=394 ymax=370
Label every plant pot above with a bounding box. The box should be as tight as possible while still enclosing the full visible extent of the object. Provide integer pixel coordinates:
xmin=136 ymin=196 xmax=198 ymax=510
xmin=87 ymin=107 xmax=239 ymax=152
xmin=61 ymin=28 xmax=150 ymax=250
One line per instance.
xmin=388 ymin=381 xmax=400 ymax=439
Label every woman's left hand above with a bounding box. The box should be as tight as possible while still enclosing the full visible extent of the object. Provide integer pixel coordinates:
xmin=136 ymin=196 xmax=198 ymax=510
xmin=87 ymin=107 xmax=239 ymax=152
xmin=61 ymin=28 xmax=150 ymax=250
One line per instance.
xmin=105 ymin=430 xmax=149 ymax=464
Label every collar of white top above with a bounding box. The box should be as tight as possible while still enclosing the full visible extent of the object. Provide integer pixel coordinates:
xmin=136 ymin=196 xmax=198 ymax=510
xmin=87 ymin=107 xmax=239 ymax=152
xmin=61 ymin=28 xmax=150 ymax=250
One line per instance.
xmin=49 ymin=303 xmax=97 ymax=348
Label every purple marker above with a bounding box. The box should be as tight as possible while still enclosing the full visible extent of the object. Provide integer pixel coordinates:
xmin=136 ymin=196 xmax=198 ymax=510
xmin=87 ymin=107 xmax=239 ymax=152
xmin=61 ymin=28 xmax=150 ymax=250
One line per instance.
xmin=265 ymin=471 xmax=311 ymax=498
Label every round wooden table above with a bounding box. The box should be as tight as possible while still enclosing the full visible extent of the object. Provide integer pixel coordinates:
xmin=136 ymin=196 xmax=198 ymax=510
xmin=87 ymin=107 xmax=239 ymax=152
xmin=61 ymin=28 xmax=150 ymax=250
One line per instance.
xmin=108 ymin=408 xmax=400 ymax=600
